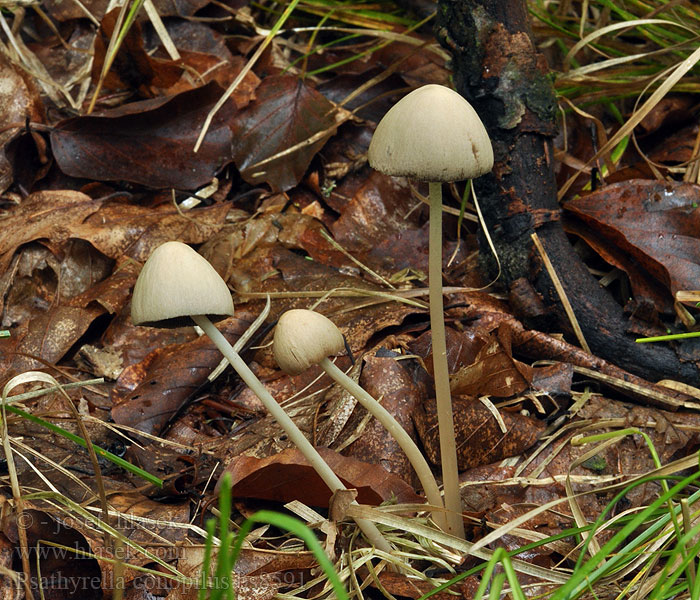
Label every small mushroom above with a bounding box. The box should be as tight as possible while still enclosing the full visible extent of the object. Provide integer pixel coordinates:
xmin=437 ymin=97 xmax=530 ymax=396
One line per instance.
xmin=131 ymin=241 xmax=234 ymax=327
xmin=274 ymin=309 xmax=447 ymax=531
xmin=131 ymin=242 xmax=390 ymax=551
xmin=367 ymin=84 xmax=493 ymax=183
xmin=368 ymin=84 xmax=494 ymax=538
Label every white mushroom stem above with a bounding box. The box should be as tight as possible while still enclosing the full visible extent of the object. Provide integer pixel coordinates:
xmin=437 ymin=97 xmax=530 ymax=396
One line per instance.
xmin=319 ymin=357 xmax=448 ymax=532
xmin=428 ymin=181 xmax=465 ymax=539
xmin=191 ymin=314 xmax=392 ymax=552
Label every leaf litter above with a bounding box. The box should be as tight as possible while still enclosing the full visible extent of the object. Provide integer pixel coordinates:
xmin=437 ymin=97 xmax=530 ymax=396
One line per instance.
xmin=1 ymin=0 xmax=700 ymax=597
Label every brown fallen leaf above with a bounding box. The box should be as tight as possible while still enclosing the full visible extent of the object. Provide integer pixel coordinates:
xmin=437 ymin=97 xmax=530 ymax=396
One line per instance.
xmin=476 ymin=394 xmax=700 ymax=535
xmin=2 ymin=242 xmax=111 ymax=331
xmin=0 ymin=190 xmax=101 ymax=275
xmin=563 ymin=207 xmax=673 ymax=315
xmin=112 ymin=312 xmax=258 ymax=435
xmin=415 ymin=396 xmax=545 ymax=470
xmin=449 ymin=328 xmax=533 ymax=398
xmin=2 ymin=509 xmax=102 ymax=600
xmin=91 ymin=8 xmax=183 ymax=97
xmin=220 ymin=446 xmax=422 ymax=507
xmin=0 ymin=419 xmax=116 ymax=503
xmin=314 ymin=123 xmax=374 ymax=183
xmin=373 ymin=41 xmax=452 ymax=88
xmin=459 ymin=464 xmax=523 ymax=515
xmin=171 ymin=544 xmax=317 ymax=600
xmin=69 ymin=256 xmax=140 ymax=315
xmin=76 ymin=201 xmax=231 ymax=263
xmin=51 ymin=83 xmax=235 ymax=189
xmin=231 ymin=75 xmax=338 ymax=192
xmin=343 ymin=352 xmax=424 ymax=487
xmin=564 ymin=180 xmax=700 ymax=298
xmin=234 ymin=356 xmax=350 ymax=417
xmin=1 ymin=304 xmax=104 ymax=383
xmin=410 ymin=323 xmax=536 ymax=399
xmin=227 ymin=244 xmax=420 ymax=351
xmin=330 ymin=171 xmax=419 ymax=253
xmin=0 ymin=53 xmax=43 ymax=194
xmin=636 ymin=96 xmax=695 ymax=136
xmin=53 ymin=491 xmax=191 ymax=594
xmin=43 ymin=0 xmax=210 ymax=22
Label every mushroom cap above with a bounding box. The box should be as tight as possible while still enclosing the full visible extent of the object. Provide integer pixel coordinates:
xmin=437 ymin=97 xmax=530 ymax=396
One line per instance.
xmin=131 ymin=241 xmax=234 ymax=327
xmin=273 ymin=309 xmax=345 ymax=375
xmin=368 ymin=84 xmax=494 ymax=182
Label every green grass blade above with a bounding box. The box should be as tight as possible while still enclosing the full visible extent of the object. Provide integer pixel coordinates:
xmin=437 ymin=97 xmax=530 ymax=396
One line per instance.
xmin=230 ymin=510 xmax=349 ymax=600
xmin=4 ymin=404 xmax=162 ymax=487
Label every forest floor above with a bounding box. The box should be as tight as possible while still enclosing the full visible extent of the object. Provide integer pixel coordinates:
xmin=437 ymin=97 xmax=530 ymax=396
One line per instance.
xmin=1 ymin=0 xmax=700 ymax=598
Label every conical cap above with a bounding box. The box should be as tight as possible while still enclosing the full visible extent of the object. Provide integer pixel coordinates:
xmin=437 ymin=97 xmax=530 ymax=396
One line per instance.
xmin=131 ymin=241 xmax=234 ymax=327
xmin=368 ymin=84 xmax=493 ymax=182
xmin=273 ymin=309 xmax=345 ymax=375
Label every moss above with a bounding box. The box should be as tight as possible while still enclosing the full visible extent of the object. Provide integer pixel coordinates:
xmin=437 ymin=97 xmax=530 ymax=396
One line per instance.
xmin=525 ymin=73 xmax=558 ymax=122
xmin=494 ymin=61 xmax=527 ymax=129
xmin=493 ymin=59 xmax=557 ymax=129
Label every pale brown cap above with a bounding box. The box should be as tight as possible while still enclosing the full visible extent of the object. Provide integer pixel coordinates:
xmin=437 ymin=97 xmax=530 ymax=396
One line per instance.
xmin=368 ymin=84 xmax=493 ymax=182
xmin=131 ymin=241 xmax=234 ymax=327
xmin=273 ymin=309 xmax=345 ymax=375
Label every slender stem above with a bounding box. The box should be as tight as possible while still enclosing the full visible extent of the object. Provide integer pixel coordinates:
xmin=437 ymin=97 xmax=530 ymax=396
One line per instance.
xmin=320 ymin=357 xmax=448 ymax=532
xmin=191 ymin=315 xmax=392 ymax=552
xmin=428 ymin=181 xmax=465 ymax=539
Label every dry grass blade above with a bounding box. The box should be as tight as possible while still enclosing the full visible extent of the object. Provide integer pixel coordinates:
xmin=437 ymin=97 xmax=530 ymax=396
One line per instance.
xmin=288 ymin=26 xmax=449 ymax=59
xmin=345 ymin=504 xmax=570 ymax=583
xmin=194 ymin=0 xmax=303 ymax=152
xmin=88 ymin=0 xmax=143 ymax=113
xmin=563 ymin=436 xmax=628 ymax=558
xmin=469 ymin=449 xmax=700 ymax=584
xmin=676 ymin=290 xmax=700 ymax=303
xmin=558 ymin=96 xmax=614 ymax=173
xmin=3 ymin=372 xmax=111 ymax=541
xmin=10 ymin=438 xmax=96 ymax=498
xmin=559 ymin=43 xmax=700 ymax=198
xmin=571 ymin=365 xmax=699 ymax=410
xmin=531 ymin=232 xmax=590 ymax=353
xmin=1 ymin=373 xmax=53 ymax=599
xmin=0 ymin=10 xmax=85 ymax=109
xmin=319 ymin=230 xmax=396 ymax=289
xmin=564 ymin=18 xmax=696 ymax=67
xmin=479 ymin=397 xmax=507 ymax=433
xmin=143 ymin=0 xmax=180 ymax=59
xmin=4 ymin=378 xmax=104 ymax=404
xmin=238 ymin=286 xmax=429 ymax=308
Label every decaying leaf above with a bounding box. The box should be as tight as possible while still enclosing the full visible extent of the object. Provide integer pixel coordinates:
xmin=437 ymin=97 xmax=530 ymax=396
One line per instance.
xmin=231 ymin=75 xmax=338 ymax=192
xmin=111 ymin=313 xmax=258 ymax=435
xmin=220 ymin=447 xmax=422 ymax=507
xmin=565 ymin=180 xmax=700 ymax=298
xmin=1 ymin=509 xmax=102 ymax=599
xmin=0 ymin=54 xmax=43 ymax=193
xmin=0 ymin=190 xmax=101 ymax=274
xmin=415 ymin=395 xmax=545 ymax=470
xmin=449 ymin=328 xmax=533 ymax=398
xmin=343 ymin=352 xmax=423 ymax=486
xmin=91 ymin=8 xmax=183 ymax=96
xmin=51 ymin=83 xmax=235 ymax=189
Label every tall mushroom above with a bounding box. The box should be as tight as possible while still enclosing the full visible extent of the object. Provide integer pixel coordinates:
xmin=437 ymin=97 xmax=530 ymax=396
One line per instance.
xmin=368 ymin=84 xmax=494 ymax=538
xmin=131 ymin=241 xmax=390 ymax=551
xmin=273 ymin=308 xmax=447 ymax=531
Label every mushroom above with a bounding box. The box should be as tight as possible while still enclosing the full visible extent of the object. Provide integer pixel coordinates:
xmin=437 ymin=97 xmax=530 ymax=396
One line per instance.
xmin=368 ymin=84 xmax=494 ymax=538
xmin=274 ymin=308 xmax=448 ymax=531
xmin=131 ymin=241 xmax=390 ymax=551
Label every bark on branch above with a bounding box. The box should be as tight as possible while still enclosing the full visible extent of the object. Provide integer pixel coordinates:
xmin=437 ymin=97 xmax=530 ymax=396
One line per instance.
xmin=436 ymin=0 xmax=699 ymax=384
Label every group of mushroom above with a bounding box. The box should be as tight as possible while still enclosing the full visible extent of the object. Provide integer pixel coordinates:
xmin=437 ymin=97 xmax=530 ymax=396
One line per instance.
xmin=130 ymin=84 xmax=493 ymax=545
